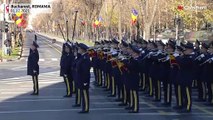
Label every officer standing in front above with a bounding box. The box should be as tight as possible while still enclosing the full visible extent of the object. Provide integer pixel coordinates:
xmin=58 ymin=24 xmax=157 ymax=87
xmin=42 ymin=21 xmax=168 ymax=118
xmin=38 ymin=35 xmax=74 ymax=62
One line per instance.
xmin=76 ymin=43 xmax=91 ymax=113
xmin=27 ymin=41 xmax=39 ymax=95
xmin=60 ymin=43 xmax=74 ymax=97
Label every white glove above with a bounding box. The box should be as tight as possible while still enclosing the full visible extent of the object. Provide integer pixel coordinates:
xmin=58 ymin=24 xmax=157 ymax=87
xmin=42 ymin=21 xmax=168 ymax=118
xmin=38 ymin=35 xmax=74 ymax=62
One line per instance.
xmin=173 ymin=53 xmax=179 ymax=57
xmin=141 ymin=50 xmax=145 ymax=54
xmin=33 ymin=70 xmax=37 ymax=73
xmin=166 ymin=56 xmax=170 ymax=60
xmin=200 ymin=54 xmax=205 ymax=58
xmin=84 ymin=83 xmax=87 ymax=86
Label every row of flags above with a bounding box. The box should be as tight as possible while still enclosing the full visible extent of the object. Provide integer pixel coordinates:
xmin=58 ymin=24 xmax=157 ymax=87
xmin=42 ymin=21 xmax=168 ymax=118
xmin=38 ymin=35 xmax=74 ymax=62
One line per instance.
xmin=80 ymin=8 xmax=139 ymax=28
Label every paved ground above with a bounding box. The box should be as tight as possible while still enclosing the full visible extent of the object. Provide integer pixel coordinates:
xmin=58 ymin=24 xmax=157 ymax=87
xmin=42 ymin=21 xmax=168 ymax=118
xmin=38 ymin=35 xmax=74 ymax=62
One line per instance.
xmin=0 ymin=32 xmax=213 ymax=120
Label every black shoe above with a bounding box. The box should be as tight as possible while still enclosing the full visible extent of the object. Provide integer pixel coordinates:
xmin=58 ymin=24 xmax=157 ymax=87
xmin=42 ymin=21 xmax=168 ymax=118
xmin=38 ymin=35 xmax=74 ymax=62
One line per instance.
xmin=30 ymin=93 xmax=38 ymax=95
xmin=145 ymin=95 xmax=153 ymax=97
xmin=177 ymin=109 xmax=191 ymax=113
xmin=161 ymin=103 xmax=171 ymax=107
xmin=125 ymin=107 xmax=132 ymax=110
xmin=128 ymin=110 xmax=138 ymax=113
xmin=152 ymin=99 xmax=161 ymax=102
xmin=64 ymin=95 xmax=72 ymax=98
xmin=115 ymin=99 xmax=122 ymax=102
xmin=72 ymin=104 xmax=81 ymax=107
xmin=103 ymin=89 xmax=109 ymax=91
xmin=173 ymin=106 xmax=182 ymax=110
xmin=118 ymin=103 xmax=127 ymax=106
xmin=107 ymin=95 xmax=116 ymax=97
xmin=195 ymin=99 xmax=206 ymax=102
xmin=78 ymin=111 xmax=89 ymax=114
xmin=204 ymin=103 xmax=213 ymax=106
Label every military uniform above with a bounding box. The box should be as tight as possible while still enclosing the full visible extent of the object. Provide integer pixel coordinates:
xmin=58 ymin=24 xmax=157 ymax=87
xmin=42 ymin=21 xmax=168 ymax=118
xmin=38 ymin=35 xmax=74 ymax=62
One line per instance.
xmin=194 ymin=43 xmax=209 ymax=102
xmin=27 ymin=41 xmax=39 ymax=95
xmin=60 ymin=43 xmax=74 ymax=97
xmin=176 ymin=42 xmax=196 ymax=112
xmin=202 ymin=42 xmax=213 ymax=106
xmin=76 ymin=43 xmax=91 ymax=113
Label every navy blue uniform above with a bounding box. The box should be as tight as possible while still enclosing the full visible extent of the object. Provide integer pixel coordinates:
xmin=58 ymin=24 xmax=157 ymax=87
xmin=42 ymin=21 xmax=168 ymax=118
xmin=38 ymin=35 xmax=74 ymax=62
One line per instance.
xmin=176 ymin=53 xmax=196 ymax=112
xmin=72 ymin=53 xmax=81 ymax=106
xmin=60 ymin=51 xmax=74 ymax=97
xmin=202 ymin=53 xmax=213 ymax=105
xmin=76 ymin=53 xmax=91 ymax=112
xmin=126 ymin=57 xmax=140 ymax=112
xmin=27 ymin=49 xmax=39 ymax=95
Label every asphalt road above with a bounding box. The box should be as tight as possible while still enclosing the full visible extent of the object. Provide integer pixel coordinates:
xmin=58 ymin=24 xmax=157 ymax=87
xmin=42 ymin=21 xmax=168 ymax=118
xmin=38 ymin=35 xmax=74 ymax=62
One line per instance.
xmin=0 ymin=32 xmax=213 ymax=120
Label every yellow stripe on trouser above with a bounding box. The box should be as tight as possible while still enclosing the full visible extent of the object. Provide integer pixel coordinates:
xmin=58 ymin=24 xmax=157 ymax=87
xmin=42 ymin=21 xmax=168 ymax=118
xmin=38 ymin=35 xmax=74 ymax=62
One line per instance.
xmin=178 ymin=85 xmax=182 ymax=106
xmin=77 ymin=89 xmax=81 ymax=104
xmin=211 ymin=84 xmax=213 ymax=103
xmin=158 ymin=80 xmax=160 ymax=100
xmin=202 ymin=82 xmax=205 ymax=100
xmin=142 ymin=74 xmax=146 ymax=89
xmin=139 ymin=73 xmax=142 ymax=87
xmin=120 ymin=89 xmax=123 ymax=98
xmin=83 ymin=90 xmax=88 ymax=111
xmin=149 ymin=78 xmax=153 ymax=95
xmin=32 ymin=76 xmax=35 ymax=91
xmin=124 ymin=85 xmax=127 ymax=104
xmin=96 ymin=69 xmax=99 ymax=82
xmin=112 ymin=77 xmax=115 ymax=95
xmin=107 ymin=74 xmax=110 ymax=89
xmin=99 ymin=70 xmax=101 ymax=85
xmin=133 ymin=91 xmax=137 ymax=112
xmin=186 ymin=87 xmax=191 ymax=110
xmin=34 ymin=76 xmax=38 ymax=93
xmin=192 ymin=80 xmax=195 ymax=87
xmin=73 ymin=81 xmax=75 ymax=93
xmin=167 ymin=84 xmax=170 ymax=103
xmin=130 ymin=90 xmax=133 ymax=107
xmin=65 ymin=77 xmax=70 ymax=96
xmin=195 ymin=80 xmax=198 ymax=87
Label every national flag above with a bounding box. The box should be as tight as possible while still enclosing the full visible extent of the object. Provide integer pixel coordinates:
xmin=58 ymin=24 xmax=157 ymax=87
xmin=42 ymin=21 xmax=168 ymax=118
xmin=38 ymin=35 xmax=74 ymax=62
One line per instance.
xmin=16 ymin=18 xmax=22 ymax=25
xmin=131 ymin=8 xmax=138 ymax=25
xmin=93 ymin=16 xmax=103 ymax=28
xmin=177 ymin=5 xmax=184 ymax=11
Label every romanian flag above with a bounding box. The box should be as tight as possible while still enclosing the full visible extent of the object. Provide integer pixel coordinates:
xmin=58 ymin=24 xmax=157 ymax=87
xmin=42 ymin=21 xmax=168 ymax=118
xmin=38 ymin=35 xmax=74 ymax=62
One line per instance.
xmin=93 ymin=17 xmax=103 ymax=28
xmin=131 ymin=8 xmax=138 ymax=25
xmin=13 ymin=11 xmax=27 ymax=28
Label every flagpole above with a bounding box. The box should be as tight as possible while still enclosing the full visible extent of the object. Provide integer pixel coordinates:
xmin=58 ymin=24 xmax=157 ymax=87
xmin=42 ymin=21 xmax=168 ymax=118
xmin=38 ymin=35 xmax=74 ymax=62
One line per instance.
xmin=58 ymin=24 xmax=66 ymax=41
xmin=72 ymin=10 xmax=78 ymax=41
xmin=66 ymin=20 xmax=69 ymax=42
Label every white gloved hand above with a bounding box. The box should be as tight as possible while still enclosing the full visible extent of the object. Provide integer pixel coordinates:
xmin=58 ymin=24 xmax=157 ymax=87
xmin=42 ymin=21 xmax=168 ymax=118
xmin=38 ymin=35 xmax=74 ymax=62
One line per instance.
xmin=200 ymin=54 xmax=205 ymax=58
xmin=173 ymin=53 xmax=179 ymax=57
xmin=84 ymin=83 xmax=87 ymax=86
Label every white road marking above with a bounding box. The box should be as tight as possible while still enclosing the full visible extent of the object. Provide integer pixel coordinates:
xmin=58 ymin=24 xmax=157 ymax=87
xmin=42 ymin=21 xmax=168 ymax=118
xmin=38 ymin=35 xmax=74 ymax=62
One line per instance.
xmin=51 ymin=58 xmax=58 ymax=61
xmin=39 ymin=59 xmax=45 ymax=62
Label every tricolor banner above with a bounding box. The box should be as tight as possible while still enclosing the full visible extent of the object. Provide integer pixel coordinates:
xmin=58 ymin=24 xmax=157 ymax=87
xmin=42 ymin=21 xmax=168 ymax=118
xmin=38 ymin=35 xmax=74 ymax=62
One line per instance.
xmin=13 ymin=11 xmax=28 ymax=28
xmin=93 ymin=17 xmax=103 ymax=28
xmin=131 ymin=8 xmax=138 ymax=25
